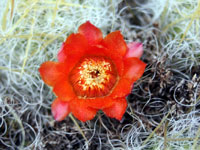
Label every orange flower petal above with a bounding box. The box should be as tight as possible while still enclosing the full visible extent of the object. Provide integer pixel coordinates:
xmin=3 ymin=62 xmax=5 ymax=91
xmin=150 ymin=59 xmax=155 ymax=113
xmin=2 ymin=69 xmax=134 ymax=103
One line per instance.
xmin=39 ymin=61 xmax=67 ymax=86
xmin=39 ymin=21 xmax=147 ymax=122
xmin=108 ymin=55 xmax=124 ymax=76
xmin=89 ymin=46 xmax=125 ymax=77
xmin=78 ymin=21 xmax=103 ymax=45
xmin=77 ymin=45 xmax=124 ymax=77
xmin=51 ymin=98 xmax=70 ymax=121
xmin=123 ymin=57 xmax=146 ymax=82
xmin=85 ymin=97 xmax=114 ymax=109
xmin=110 ymin=78 xmax=133 ymax=99
xmin=70 ymin=98 xmax=97 ymax=122
xmin=102 ymin=31 xmax=127 ymax=56
xmin=57 ymin=33 xmax=88 ymax=67
xmin=103 ymin=98 xmax=127 ymax=120
xmin=53 ymin=80 xmax=76 ymax=102
xmin=57 ymin=43 xmax=67 ymax=62
xmin=125 ymin=42 xmax=143 ymax=59
xmin=84 ymin=45 xmax=108 ymax=57
xmin=110 ymin=58 xmax=146 ymax=99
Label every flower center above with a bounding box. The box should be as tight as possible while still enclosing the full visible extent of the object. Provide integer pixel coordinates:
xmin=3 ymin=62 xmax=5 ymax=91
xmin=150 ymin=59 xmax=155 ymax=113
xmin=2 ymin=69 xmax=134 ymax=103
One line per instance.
xmin=69 ymin=56 xmax=118 ymax=98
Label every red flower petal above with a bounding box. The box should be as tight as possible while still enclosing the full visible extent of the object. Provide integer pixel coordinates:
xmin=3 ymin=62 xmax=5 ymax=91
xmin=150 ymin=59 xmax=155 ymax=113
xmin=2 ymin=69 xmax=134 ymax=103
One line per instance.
xmin=125 ymin=42 xmax=143 ymax=59
xmin=102 ymin=31 xmax=127 ymax=56
xmin=110 ymin=58 xmax=146 ymax=99
xmin=103 ymin=98 xmax=127 ymax=120
xmin=70 ymin=98 xmax=97 ymax=122
xmin=39 ymin=61 xmax=67 ymax=86
xmin=53 ymin=80 xmax=76 ymax=102
xmin=86 ymin=45 xmax=125 ymax=77
xmin=84 ymin=97 xmax=114 ymax=109
xmin=84 ymin=45 xmax=108 ymax=57
xmin=39 ymin=21 xmax=147 ymax=122
xmin=123 ymin=57 xmax=146 ymax=82
xmin=57 ymin=43 xmax=67 ymax=62
xmin=77 ymin=45 xmax=124 ymax=76
xmin=110 ymin=78 xmax=133 ymax=99
xmin=108 ymin=55 xmax=124 ymax=76
xmin=58 ymin=33 xmax=88 ymax=68
xmin=78 ymin=21 xmax=103 ymax=45
xmin=51 ymin=98 xmax=70 ymax=121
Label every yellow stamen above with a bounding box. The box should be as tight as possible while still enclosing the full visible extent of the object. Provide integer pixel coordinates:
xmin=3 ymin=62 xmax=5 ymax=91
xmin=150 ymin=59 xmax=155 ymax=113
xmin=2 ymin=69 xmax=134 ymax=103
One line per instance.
xmin=69 ymin=56 xmax=117 ymax=98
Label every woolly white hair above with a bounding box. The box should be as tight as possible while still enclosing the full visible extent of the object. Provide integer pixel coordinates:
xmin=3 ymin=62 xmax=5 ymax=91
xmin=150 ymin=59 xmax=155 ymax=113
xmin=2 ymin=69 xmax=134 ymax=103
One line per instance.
xmin=121 ymin=0 xmax=200 ymax=149
xmin=0 ymin=0 xmax=123 ymax=149
xmin=0 ymin=0 xmax=200 ymax=150
xmin=134 ymin=0 xmax=200 ymax=71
